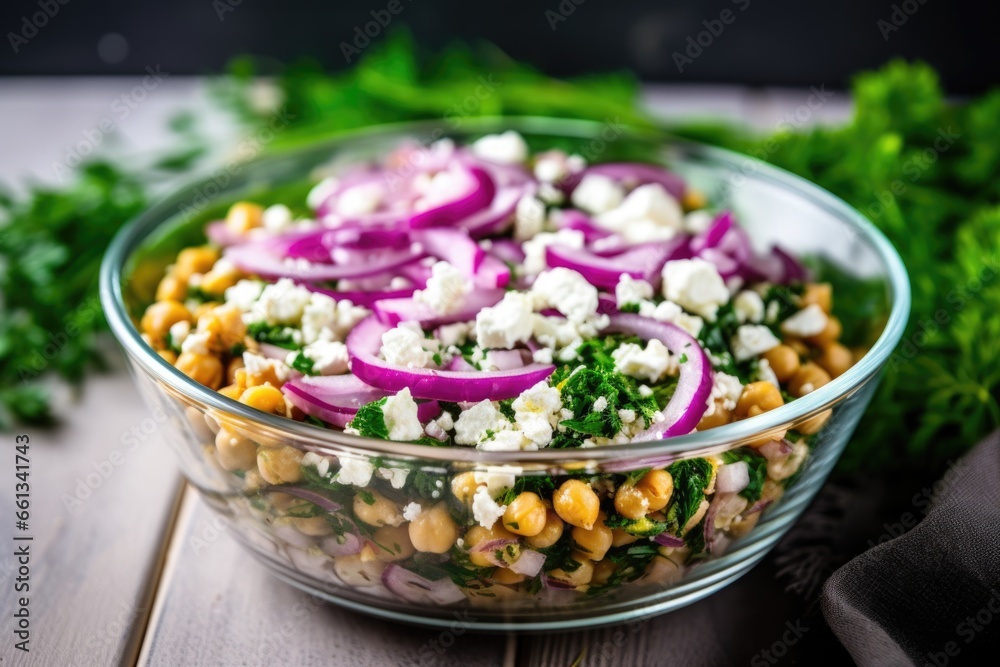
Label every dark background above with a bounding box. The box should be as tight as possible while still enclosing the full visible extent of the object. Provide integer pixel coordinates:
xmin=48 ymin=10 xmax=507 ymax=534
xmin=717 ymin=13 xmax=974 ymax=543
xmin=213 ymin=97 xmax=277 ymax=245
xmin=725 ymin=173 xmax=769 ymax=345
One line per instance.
xmin=0 ymin=0 xmax=995 ymax=92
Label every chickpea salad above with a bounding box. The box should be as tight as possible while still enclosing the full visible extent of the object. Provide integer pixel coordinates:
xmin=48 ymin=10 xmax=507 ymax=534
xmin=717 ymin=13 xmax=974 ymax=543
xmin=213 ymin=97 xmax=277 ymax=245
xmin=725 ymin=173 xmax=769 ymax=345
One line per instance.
xmin=140 ymin=132 xmax=857 ymax=602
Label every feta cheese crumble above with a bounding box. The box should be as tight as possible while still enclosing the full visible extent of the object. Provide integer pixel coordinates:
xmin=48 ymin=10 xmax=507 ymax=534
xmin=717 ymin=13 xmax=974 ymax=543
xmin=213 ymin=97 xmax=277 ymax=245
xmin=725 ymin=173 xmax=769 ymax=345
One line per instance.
xmin=781 ymin=304 xmax=829 ymax=337
xmin=471 ymin=131 xmax=528 ymax=165
xmin=475 ymin=292 xmax=534 ymax=349
xmin=571 ymin=174 xmax=624 ymax=215
xmin=661 ymin=259 xmax=730 ymax=321
xmin=381 ymin=387 xmax=424 ymax=442
xmin=731 ymin=325 xmax=781 ymax=362
xmin=530 ymin=268 xmax=599 ymax=324
xmin=380 ymin=323 xmax=433 ymax=368
xmin=472 ymin=486 xmax=507 ymax=529
xmin=522 ymin=229 xmax=585 ymax=275
xmin=596 ymin=183 xmax=684 ymax=243
xmin=299 ymin=339 xmax=350 ymax=375
xmin=414 ymin=261 xmax=470 ymax=314
xmin=612 ymin=340 xmax=674 ymax=383
xmin=615 ymin=275 xmax=654 ymax=308
xmin=454 ymin=400 xmax=503 ymax=445
xmin=733 ymin=290 xmax=766 ymax=324
xmin=336 ymin=455 xmax=375 ymax=487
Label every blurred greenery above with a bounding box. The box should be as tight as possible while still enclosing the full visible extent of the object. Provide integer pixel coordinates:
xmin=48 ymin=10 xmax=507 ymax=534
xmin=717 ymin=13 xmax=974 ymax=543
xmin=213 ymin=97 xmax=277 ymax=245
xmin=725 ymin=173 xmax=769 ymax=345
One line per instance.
xmin=2 ymin=32 xmax=998 ymax=476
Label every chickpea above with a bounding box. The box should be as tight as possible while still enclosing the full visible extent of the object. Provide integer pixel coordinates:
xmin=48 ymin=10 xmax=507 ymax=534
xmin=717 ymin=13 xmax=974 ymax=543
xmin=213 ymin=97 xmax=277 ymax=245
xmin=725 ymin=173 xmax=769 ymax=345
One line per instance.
xmin=334 ymin=554 xmax=386 ymax=587
xmin=215 ymin=427 xmax=257 ymax=471
xmin=450 ymin=472 xmax=479 ymax=506
xmin=257 ymin=446 xmax=303 ymax=485
xmin=728 ymin=511 xmax=762 ymax=539
xmin=548 ymin=552 xmax=594 ymax=587
xmin=682 ymin=188 xmax=706 ymax=211
xmin=762 ymin=344 xmax=800 ymax=383
xmin=156 ymin=273 xmax=188 ymax=302
xmin=200 ymin=267 xmax=241 ymax=295
xmin=572 ymin=513 xmax=613 ymax=561
xmin=227 ymin=357 xmax=245 ymax=385
xmin=141 ymin=300 xmax=192 ymax=342
xmin=614 ymin=484 xmax=649 ymax=520
xmin=198 ymin=304 xmax=246 ymax=352
xmin=465 ymin=523 xmax=518 ymax=567
xmin=797 ymin=409 xmax=832 ymax=435
xmin=175 ymin=352 xmax=224 ymax=389
xmin=525 ymin=510 xmax=564 ymax=549
xmin=289 ymin=516 xmax=334 ymax=537
xmin=611 ymin=528 xmax=638 ymax=547
xmin=735 ymin=381 xmax=784 ymax=420
xmin=218 ymin=384 xmax=243 ymax=401
xmin=591 ymin=558 xmax=617 ymax=586
xmin=636 ymin=470 xmax=673 ymax=512
xmin=787 ymin=339 xmax=811 ymax=357
xmin=492 ymin=568 xmax=526 ymax=586
xmin=682 ymin=499 xmax=710 ymax=536
xmin=157 ymin=349 xmax=178 ymax=365
xmin=697 ymin=405 xmax=732 ymax=431
xmin=373 ymin=524 xmax=416 ymax=562
xmin=226 ymin=202 xmax=264 ymax=234
xmin=806 ymin=316 xmax=842 ymax=347
xmin=240 ymin=385 xmax=286 ymax=416
xmin=408 ymin=503 xmax=459 ymax=554
xmin=553 ymin=479 xmax=601 ymax=530
xmin=503 ymin=492 xmax=547 ymax=537
xmin=788 ymin=362 xmax=832 ymax=397
xmin=353 ymin=490 xmax=402 ymax=528
xmin=801 ymin=283 xmax=832 ymax=314
xmin=817 ymin=342 xmax=853 ymax=378
xmin=174 ymin=246 xmax=220 ymax=281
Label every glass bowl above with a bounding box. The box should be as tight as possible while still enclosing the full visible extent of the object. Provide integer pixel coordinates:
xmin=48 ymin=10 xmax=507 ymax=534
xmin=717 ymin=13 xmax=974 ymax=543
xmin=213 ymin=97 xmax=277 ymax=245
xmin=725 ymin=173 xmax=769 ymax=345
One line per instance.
xmin=100 ymin=118 xmax=910 ymax=631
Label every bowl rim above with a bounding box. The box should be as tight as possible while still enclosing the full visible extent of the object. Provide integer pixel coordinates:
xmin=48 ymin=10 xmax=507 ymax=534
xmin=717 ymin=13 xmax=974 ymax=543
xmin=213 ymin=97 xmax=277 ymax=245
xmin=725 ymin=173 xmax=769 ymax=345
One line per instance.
xmin=99 ymin=116 xmax=911 ymax=464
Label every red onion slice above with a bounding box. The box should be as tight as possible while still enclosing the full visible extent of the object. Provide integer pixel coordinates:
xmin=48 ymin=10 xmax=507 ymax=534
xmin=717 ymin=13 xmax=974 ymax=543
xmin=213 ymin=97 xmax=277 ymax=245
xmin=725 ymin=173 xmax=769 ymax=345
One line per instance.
xmin=373 ymin=288 xmax=504 ymax=327
xmin=716 ymin=461 xmax=750 ymax=494
xmin=604 ymin=313 xmax=713 ymax=440
xmin=690 ymin=211 xmax=733 ymax=254
xmin=277 ymin=486 xmax=343 ymax=513
xmin=470 ymin=538 xmax=518 ymax=567
xmin=545 ymin=242 xmax=681 ymax=291
xmin=206 ymin=221 xmax=245 ymax=247
xmin=347 ymin=316 xmax=555 ymax=402
xmin=412 ymin=228 xmax=485 ymax=277
xmin=321 ymin=531 xmax=363 ymax=557
xmin=508 ymin=550 xmax=546 ymax=577
xmin=225 ymin=242 xmax=425 ymax=281
xmin=652 ymin=532 xmax=685 ymax=548
xmin=563 ymin=162 xmax=686 ymax=200
xmin=409 ymin=166 xmax=496 ymax=229
xmin=381 ymin=564 xmax=466 ymax=605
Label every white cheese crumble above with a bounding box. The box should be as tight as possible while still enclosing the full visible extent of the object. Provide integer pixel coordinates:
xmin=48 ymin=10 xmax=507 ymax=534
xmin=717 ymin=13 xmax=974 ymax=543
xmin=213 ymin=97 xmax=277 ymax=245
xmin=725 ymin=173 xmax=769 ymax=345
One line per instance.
xmin=683 ymin=210 xmax=715 ymax=234
xmin=414 ymin=261 xmax=470 ymax=314
xmin=436 ymin=322 xmax=471 ymax=347
xmin=301 ymin=451 xmax=332 ymax=478
xmin=612 ymin=340 xmax=674 ymax=383
xmin=514 ymin=195 xmax=546 ymax=241
xmin=262 ymin=204 xmax=294 ymax=234
xmin=402 ymin=502 xmax=423 ymax=522
xmin=475 ymin=292 xmax=534 ymax=349
xmin=596 ymin=184 xmax=684 ymax=243
xmin=478 ymin=430 xmax=530 ymax=451
xmin=380 ymin=323 xmax=433 ymax=368
xmin=757 ymin=358 xmax=781 ymax=389
xmin=181 ymin=330 xmax=212 ymax=355
xmin=334 ymin=182 xmax=385 ymax=217
xmin=521 ymin=229 xmax=585 ymax=275
xmin=242 ymin=351 xmax=290 ymax=381
xmin=615 ymin=275 xmax=654 ymax=308
xmin=336 ymin=455 xmax=375 ymax=487
xmin=781 ymin=304 xmax=829 ymax=337
xmin=306 ymin=177 xmax=339 ymax=210
xmin=471 ymin=131 xmax=528 ymax=165
xmin=637 ymin=299 xmax=704 ymax=338
xmin=593 ymin=397 xmax=609 ymax=412
xmin=704 ymin=372 xmax=744 ymax=418
xmin=532 ymin=347 xmax=554 ymax=364
xmin=168 ymin=320 xmax=191 ymax=348
xmin=377 ymin=467 xmax=411 ymax=489
xmin=382 ymin=387 xmax=424 ymax=442
xmin=733 ymin=290 xmax=766 ymax=324
xmin=571 ymin=174 xmax=624 ymax=215
xmin=454 ymin=400 xmax=503 ymax=445
xmin=512 ymin=381 xmax=563 ymax=447
xmin=224 ymin=279 xmax=265 ymax=312
xmin=472 ymin=486 xmax=507 ymax=529
xmin=473 ymin=465 xmax=522 ymax=496
xmin=248 ymin=278 xmax=313 ymax=325
xmin=731 ymin=325 xmax=781 ymax=362
xmin=530 ymin=268 xmax=599 ymax=324
xmin=661 ymin=259 xmax=730 ymax=321
xmin=299 ymin=339 xmax=349 ymax=375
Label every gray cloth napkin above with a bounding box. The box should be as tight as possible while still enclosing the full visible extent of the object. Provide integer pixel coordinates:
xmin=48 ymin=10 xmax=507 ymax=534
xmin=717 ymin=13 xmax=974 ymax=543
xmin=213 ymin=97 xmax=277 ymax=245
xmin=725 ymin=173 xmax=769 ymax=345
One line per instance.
xmin=821 ymin=430 xmax=1000 ymax=666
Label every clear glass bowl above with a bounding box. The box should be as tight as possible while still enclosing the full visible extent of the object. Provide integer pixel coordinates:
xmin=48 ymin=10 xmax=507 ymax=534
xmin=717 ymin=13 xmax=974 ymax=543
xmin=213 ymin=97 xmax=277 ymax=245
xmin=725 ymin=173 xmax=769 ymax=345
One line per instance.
xmin=100 ymin=118 xmax=910 ymax=631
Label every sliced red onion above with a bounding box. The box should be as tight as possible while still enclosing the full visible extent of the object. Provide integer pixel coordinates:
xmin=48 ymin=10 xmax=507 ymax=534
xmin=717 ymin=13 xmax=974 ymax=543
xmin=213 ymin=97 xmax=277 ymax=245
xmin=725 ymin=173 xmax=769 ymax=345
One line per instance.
xmin=487 ymin=239 xmax=526 ymax=266
xmin=283 ymin=381 xmax=384 ymax=428
xmin=447 ymin=356 xmax=477 ymax=372
xmin=508 ymin=550 xmax=546 ymax=577
xmin=458 ymin=183 xmax=529 ymax=237
xmin=474 ymin=254 xmax=511 ymax=289
xmin=545 ymin=242 xmax=680 ymax=292
xmin=257 ymin=342 xmax=292 ymax=360
xmin=716 ymin=461 xmax=750 ymax=494
xmin=689 ymin=211 xmax=733 ymax=254
xmin=320 ymin=531 xmax=363 ymax=557
xmin=745 ymin=498 xmax=772 ymax=516
xmin=485 ymin=349 xmax=528 ymax=371
xmin=284 ymin=228 xmax=411 ymax=262
xmin=347 ymin=316 xmax=555 ymax=402
xmin=471 ymin=538 xmax=518 ymax=567
xmin=205 ymin=221 xmax=244 ymax=247
xmin=554 ymin=209 xmax=613 ymax=242
xmin=605 ymin=313 xmax=713 ymax=440
xmin=412 ymin=228 xmax=484 ymax=277
xmin=277 ymin=486 xmax=343 ymax=513
xmin=772 ymin=245 xmax=809 ymax=283
xmin=698 ymin=248 xmax=741 ymax=280
xmin=373 ymin=288 xmax=504 ymax=327
xmin=381 ymin=564 xmax=466 ymax=605
xmin=652 ymin=532 xmax=685 ymax=548
xmin=409 ymin=166 xmax=496 ymax=229
xmin=225 ymin=242 xmax=425 ymax=281
xmin=541 ymin=574 xmax=578 ymax=590
xmin=563 ymin=162 xmax=686 ymax=200
xmin=759 ymin=439 xmax=793 ymax=461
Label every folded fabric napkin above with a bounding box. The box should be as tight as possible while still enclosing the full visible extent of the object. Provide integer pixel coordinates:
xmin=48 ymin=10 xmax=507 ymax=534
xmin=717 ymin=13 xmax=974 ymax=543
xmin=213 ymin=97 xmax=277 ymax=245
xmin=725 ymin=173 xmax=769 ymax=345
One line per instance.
xmin=822 ymin=430 xmax=1000 ymax=666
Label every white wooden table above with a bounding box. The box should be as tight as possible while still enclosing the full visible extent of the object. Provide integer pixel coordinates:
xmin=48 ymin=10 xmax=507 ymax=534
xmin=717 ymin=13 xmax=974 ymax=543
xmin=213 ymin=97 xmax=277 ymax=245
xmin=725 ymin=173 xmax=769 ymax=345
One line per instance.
xmin=0 ymin=78 xmax=851 ymax=666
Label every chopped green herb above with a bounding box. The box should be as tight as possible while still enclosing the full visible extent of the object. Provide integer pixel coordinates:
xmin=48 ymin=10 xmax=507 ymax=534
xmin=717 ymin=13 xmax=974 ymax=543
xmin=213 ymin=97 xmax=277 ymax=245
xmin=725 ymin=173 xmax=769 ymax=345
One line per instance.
xmin=246 ymin=321 xmax=299 ymax=349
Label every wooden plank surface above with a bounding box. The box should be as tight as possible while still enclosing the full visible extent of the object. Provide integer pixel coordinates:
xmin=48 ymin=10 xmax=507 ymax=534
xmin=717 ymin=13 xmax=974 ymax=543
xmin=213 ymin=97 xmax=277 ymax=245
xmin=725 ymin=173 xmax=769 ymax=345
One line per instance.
xmin=138 ymin=488 xmax=512 ymax=667
xmin=0 ymin=357 xmax=185 ymax=666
